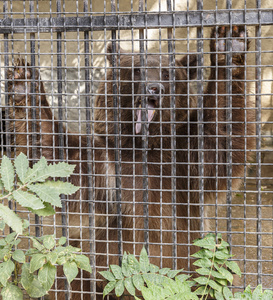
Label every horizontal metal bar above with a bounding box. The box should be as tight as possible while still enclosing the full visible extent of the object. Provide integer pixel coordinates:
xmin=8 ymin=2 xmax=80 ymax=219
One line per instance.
xmin=0 ymin=10 xmax=272 ymax=33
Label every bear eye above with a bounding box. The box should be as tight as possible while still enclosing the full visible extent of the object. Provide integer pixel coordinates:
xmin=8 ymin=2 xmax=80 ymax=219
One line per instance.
xmin=162 ymin=70 xmax=169 ymax=80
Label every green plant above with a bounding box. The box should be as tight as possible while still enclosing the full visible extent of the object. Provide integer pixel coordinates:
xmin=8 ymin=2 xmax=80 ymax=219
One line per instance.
xmin=100 ymin=234 xmax=273 ymax=300
xmin=0 ymin=153 xmax=92 ymax=299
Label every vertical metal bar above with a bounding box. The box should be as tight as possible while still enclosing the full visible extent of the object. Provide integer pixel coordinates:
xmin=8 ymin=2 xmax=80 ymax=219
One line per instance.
xmin=29 ymin=0 xmax=41 ymax=240
xmin=157 ymin=0 xmax=164 ymax=269
xmin=138 ymin=0 xmax=149 ymax=252
xmin=197 ymin=0 xmax=204 ymax=236
xmin=166 ymin=0 xmax=177 ymax=270
xmin=110 ymin=0 xmax=123 ymax=264
xmin=226 ymin=0 xmax=233 ymax=247
xmin=243 ymin=0 xmax=248 ymax=288
xmin=56 ymin=0 xmax=67 ymax=239
xmin=56 ymin=1 xmax=64 ymax=162
xmin=3 ymin=1 xmax=11 ymax=158
xmin=214 ymin=0 xmax=219 ymax=241
xmin=83 ymin=1 xmax=95 ymax=298
xmin=55 ymin=2 xmax=68 ymax=298
xmin=255 ymin=0 xmax=262 ymax=286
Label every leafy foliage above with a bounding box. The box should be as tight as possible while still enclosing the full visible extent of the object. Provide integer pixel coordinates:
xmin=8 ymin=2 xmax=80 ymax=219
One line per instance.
xmin=0 ymin=153 xmax=79 ymax=233
xmin=0 ymin=154 xmax=92 ymax=299
xmin=101 ymin=234 xmax=273 ymax=300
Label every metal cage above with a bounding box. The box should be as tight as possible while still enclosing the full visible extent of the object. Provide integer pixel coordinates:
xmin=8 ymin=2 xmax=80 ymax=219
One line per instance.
xmin=0 ymin=0 xmax=273 ymax=299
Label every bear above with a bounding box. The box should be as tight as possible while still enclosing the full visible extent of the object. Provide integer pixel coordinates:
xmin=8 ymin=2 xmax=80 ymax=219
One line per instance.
xmin=8 ymin=25 xmax=255 ymax=299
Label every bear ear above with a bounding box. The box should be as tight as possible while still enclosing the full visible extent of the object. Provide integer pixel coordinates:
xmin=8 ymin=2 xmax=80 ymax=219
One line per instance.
xmin=107 ymin=42 xmax=126 ymax=65
xmin=178 ymin=54 xmax=197 ymax=79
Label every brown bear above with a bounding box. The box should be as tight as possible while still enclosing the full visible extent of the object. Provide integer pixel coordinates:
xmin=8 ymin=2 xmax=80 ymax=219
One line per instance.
xmin=8 ymin=25 xmax=255 ymax=299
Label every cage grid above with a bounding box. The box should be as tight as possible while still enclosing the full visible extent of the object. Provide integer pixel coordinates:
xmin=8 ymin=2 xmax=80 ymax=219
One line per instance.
xmin=0 ymin=0 xmax=273 ymax=299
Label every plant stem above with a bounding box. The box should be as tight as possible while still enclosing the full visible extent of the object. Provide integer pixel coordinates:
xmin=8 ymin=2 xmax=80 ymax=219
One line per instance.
xmin=0 ymin=182 xmax=28 ymax=201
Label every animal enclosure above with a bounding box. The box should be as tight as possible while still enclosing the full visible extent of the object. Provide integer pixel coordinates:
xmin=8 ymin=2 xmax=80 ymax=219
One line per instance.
xmin=1 ymin=0 xmax=273 ymax=299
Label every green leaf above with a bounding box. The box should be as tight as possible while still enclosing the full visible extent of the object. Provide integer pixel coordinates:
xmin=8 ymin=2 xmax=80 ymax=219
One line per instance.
xmin=1 ymin=282 xmax=23 ymax=300
xmin=47 ymin=252 xmax=58 ymax=265
xmin=74 ymin=255 xmax=92 ymax=273
xmin=43 ymin=235 xmax=56 ymax=250
xmin=38 ymin=262 xmax=56 ymax=291
xmin=30 ymin=237 xmax=45 ymax=251
xmin=0 ymin=156 xmax=14 ymax=192
xmin=223 ymin=286 xmax=233 ymax=299
xmin=193 ymin=276 xmax=209 ymax=285
xmin=167 ymin=269 xmax=183 ymax=279
xmin=99 ymin=270 xmax=116 ymax=282
xmin=14 ymin=153 xmax=29 ymax=184
xmin=12 ymin=249 xmax=25 ymax=263
xmin=115 ymin=280 xmax=125 ymax=297
xmin=30 ymin=254 xmax=47 ymax=273
xmin=195 ymin=267 xmax=210 ymax=276
xmin=225 ymin=260 xmax=242 ymax=277
xmin=193 ymin=236 xmax=216 ymax=250
xmin=176 ymin=274 xmax=191 ymax=283
xmin=13 ymin=190 xmax=44 ymax=210
xmin=121 ymin=252 xmax=131 ymax=277
xmin=215 ymin=278 xmax=228 ymax=287
xmin=30 ymin=202 xmax=56 ymax=217
xmin=63 ymin=261 xmax=78 ymax=284
xmin=0 ymin=204 xmax=22 ymax=234
xmin=21 ymin=266 xmax=47 ymax=299
xmin=149 ymin=263 xmax=160 ymax=273
xmin=34 ymin=162 xmax=76 ymax=183
xmin=0 ymin=260 xmax=15 ymax=287
xmin=20 ymin=263 xmax=34 ymax=290
xmin=194 ymin=285 xmax=209 ymax=296
xmin=139 ymin=247 xmax=150 ymax=273
xmin=215 ymin=266 xmax=234 ymax=284
xmin=27 ymin=183 xmax=61 ymax=207
xmin=25 ymin=157 xmax=47 ymax=183
xmin=5 ymin=232 xmax=17 ymax=243
xmin=262 ymin=290 xmax=273 ymax=299
xmin=191 ymin=249 xmax=214 ymax=259
xmin=215 ymin=251 xmax=231 ymax=260
xmin=208 ymin=280 xmax=222 ymax=293
xmin=127 ymin=254 xmax=140 ymax=274
xmin=132 ymin=273 xmax=144 ymax=291
xmin=124 ymin=277 xmax=135 ymax=296
xmin=58 ymin=236 xmax=66 ymax=246
xmin=103 ymin=281 xmax=116 ymax=298
xmin=193 ymin=258 xmax=212 ymax=268
xmin=215 ymin=290 xmax=225 ymax=300
xmin=22 ymin=219 xmax=30 ymax=229
xmin=43 ymin=180 xmax=79 ymax=195
xmin=110 ymin=265 xmax=123 ymax=280
xmin=0 ymin=248 xmax=9 ymax=261
xmin=0 ymin=219 xmax=6 ymax=231
xmin=253 ymin=285 xmax=263 ymax=298
xmin=159 ymin=268 xmax=171 ymax=275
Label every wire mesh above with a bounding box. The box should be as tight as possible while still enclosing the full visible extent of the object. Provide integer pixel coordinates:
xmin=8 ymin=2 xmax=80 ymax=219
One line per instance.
xmin=0 ymin=0 xmax=273 ymax=299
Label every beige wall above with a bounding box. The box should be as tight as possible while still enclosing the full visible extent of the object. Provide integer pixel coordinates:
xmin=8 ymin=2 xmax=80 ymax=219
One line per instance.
xmin=1 ymin=0 xmax=272 ymax=133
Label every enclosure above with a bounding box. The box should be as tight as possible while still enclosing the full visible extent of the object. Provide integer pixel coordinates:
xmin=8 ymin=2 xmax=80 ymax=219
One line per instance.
xmin=1 ymin=0 xmax=273 ymax=299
